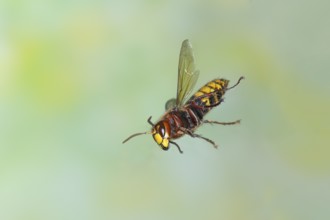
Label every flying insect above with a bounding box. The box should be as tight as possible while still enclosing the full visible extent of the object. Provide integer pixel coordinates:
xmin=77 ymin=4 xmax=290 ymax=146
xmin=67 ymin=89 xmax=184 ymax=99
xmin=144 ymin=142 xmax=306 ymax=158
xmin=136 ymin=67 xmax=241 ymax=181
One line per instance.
xmin=123 ymin=39 xmax=244 ymax=153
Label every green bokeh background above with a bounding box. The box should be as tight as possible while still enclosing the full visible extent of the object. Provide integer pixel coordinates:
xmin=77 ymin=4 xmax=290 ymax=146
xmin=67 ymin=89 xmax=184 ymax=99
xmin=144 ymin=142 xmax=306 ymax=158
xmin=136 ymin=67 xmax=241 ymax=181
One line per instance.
xmin=1 ymin=0 xmax=329 ymax=220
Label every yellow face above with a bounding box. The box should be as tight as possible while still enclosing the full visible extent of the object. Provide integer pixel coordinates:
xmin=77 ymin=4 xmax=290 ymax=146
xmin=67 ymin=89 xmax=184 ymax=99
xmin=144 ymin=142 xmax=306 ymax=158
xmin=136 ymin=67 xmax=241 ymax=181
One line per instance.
xmin=152 ymin=122 xmax=170 ymax=151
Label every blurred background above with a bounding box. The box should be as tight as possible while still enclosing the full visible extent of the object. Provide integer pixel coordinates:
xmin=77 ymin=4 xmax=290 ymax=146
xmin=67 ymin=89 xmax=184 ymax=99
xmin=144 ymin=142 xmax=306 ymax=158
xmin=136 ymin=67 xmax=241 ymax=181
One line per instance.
xmin=1 ymin=0 xmax=329 ymax=219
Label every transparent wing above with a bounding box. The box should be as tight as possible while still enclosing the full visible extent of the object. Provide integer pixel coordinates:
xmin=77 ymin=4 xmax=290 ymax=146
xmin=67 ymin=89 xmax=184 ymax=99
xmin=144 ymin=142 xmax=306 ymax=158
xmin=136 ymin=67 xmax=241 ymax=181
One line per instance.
xmin=176 ymin=39 xmax=199 ymax=107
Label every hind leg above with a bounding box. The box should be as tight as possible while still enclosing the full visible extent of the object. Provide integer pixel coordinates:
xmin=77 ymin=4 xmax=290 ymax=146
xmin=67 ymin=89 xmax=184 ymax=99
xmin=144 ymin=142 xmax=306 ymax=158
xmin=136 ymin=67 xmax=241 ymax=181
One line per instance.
xmin=203 ymin=119 xmax=241 ymax=125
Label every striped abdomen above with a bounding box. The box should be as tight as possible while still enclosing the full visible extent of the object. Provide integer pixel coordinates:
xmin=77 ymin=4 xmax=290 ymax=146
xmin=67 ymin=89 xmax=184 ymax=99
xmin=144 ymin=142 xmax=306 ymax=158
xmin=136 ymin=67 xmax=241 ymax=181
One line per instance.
xmin=187 ymin=78 xmax=229 ymax=115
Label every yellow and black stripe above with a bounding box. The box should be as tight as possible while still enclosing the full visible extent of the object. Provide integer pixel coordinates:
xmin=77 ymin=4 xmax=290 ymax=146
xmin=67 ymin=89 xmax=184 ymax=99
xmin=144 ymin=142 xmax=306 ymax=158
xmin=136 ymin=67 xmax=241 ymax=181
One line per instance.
xmin=189 ymin=78 xmax=229 ymax=108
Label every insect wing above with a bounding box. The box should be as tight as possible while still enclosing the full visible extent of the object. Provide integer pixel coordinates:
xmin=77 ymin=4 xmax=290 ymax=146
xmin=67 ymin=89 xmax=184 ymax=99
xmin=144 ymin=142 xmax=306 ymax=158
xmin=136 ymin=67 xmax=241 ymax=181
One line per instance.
xmin=176 ymin=39 xmax=199 ymax=107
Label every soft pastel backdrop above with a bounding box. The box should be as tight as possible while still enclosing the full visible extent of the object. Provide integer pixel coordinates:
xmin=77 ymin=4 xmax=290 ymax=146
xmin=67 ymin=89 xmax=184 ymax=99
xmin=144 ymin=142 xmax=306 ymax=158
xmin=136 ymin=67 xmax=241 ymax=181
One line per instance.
xmin=1 ymin=0 xmax=329 ymax=220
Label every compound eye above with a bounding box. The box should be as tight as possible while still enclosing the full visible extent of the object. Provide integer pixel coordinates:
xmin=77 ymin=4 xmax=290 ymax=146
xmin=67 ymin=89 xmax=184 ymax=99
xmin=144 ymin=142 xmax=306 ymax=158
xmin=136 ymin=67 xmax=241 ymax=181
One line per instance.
xmin=160 ymin=127 xmax=165 ymax=136
xmin=157 ymin=124 xmax=165 ymax=137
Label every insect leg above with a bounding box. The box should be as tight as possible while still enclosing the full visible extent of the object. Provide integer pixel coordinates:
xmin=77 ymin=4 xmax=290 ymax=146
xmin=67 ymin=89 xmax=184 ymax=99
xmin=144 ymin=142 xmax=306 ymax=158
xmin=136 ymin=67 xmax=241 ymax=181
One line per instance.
xmin=169 ymin=140 xmax=183 ymax=154
xmin=227 ymin=76 xmax=244 ymax=91
xmin=203 ymin=119 xmax=241 ymax=125
xmin=180 ymin=127 xmax=218 ymax=148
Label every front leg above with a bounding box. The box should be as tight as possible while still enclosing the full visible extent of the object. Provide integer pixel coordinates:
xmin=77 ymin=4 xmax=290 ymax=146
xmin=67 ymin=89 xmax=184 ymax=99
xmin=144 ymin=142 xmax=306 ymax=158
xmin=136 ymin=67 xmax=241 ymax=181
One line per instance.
xmin=169 ymin=140 xmax=184 ymax=154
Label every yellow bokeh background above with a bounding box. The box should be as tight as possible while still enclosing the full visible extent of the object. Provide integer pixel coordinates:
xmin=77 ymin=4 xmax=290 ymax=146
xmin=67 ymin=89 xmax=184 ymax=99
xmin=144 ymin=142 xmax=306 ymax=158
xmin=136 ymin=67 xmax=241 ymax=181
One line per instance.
xmin=1 ymin=0 xmax=329 ymax=220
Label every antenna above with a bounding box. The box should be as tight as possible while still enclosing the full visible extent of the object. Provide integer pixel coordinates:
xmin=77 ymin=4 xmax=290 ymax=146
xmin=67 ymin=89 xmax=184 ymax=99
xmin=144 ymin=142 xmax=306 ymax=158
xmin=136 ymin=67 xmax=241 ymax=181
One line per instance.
xmin=122 ymin=131 xmax=151 ymax=143
xmin=122 ymin=116 xmax=154 ymax=144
